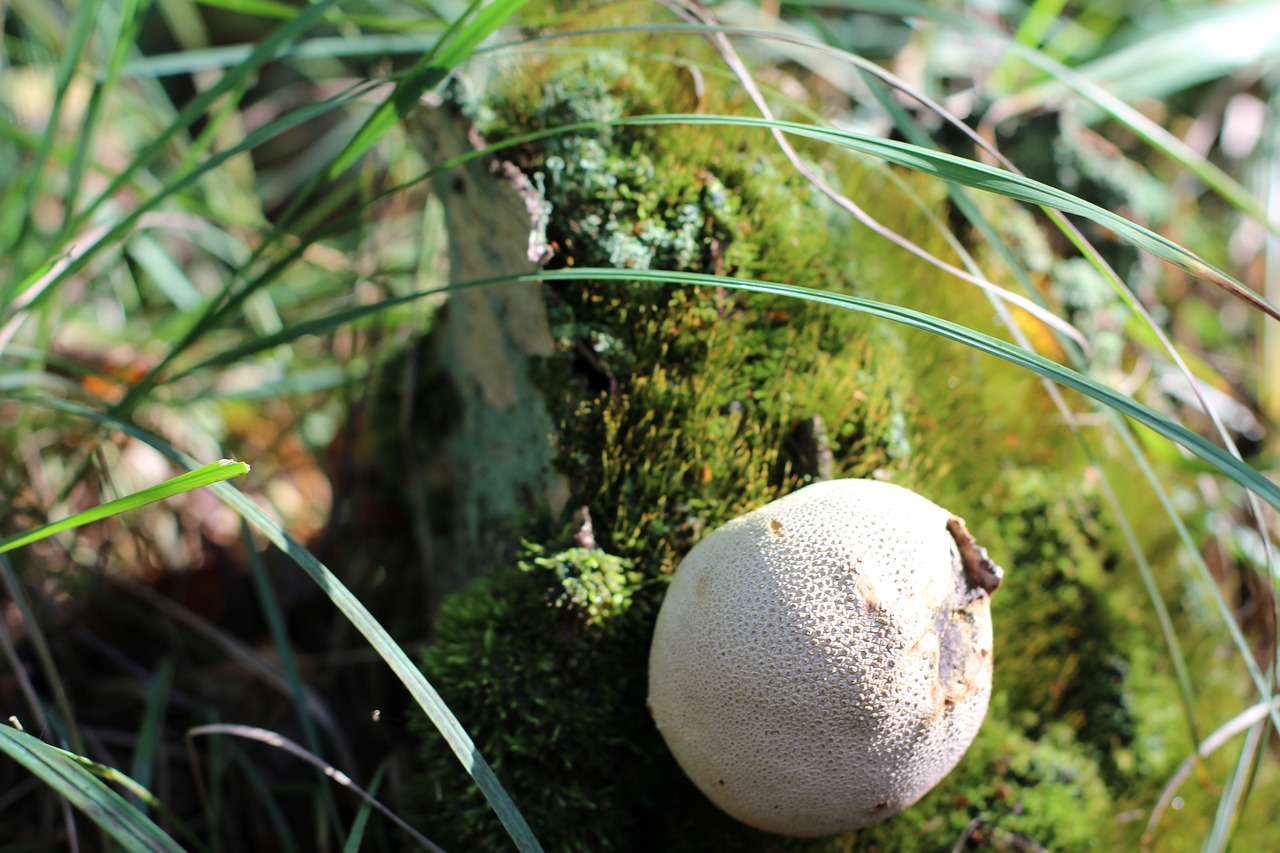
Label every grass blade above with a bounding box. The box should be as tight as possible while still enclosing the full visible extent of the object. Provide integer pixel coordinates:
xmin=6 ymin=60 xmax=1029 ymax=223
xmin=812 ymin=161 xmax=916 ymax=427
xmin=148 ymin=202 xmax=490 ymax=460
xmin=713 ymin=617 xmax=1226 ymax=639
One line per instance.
xmin=756 ymin=3 xmax=1275 ymax=228
xmin=0 ymin=723 xmax=184 ymax=853
xmin=152 ymin=256 xmax=1280 ymax=514
xmin=207 ymin=486 xmax=544 ymax=852
xmin=342 ymin=762 xmax=387 ymax=853
xmin=615 ymin=114 xmax=1279 ymax=319
xmin=129 ymin=658 xmax=175 ymax=813
xmin=9 ymin=0 xmax=102 ymax=253
xmin=321 ymin=0 xmax=528 ymax=182
xmin=243 ymin=524 xmax=351 ymax=836
xmin=0 ymin=459 xmax=250 ymax=554
xmin=529 ymin=267 xmax=1280 ymax=509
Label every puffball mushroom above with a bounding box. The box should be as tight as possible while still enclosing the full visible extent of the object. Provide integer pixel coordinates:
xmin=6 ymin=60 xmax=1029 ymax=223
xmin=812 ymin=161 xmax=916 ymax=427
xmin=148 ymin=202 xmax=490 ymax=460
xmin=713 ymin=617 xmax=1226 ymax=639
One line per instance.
xmin=648 ymin=479 xmax=1003 ymax=837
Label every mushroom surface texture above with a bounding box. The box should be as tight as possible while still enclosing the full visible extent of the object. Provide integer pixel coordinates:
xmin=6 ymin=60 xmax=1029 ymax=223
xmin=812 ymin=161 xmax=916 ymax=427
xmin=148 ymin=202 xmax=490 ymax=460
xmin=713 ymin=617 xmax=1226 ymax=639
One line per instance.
xmin=647 ymin=479 xmax=1003 ymax=837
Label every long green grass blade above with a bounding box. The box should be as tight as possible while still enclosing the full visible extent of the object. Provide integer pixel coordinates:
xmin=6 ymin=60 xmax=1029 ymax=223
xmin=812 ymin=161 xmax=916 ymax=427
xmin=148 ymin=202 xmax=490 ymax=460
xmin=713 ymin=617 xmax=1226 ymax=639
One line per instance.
xmin=207 ymin=485 xmax=543 ymax=852
xmin=0 ymin=724 xmax=184 ymax=853
xmin=0 ymin=459 xmax=250 ymax=554
xmin=615 ymin=114 xmax=1277 ymax=317
xmin=691 ymin=9 xmax=1273 ymax=228
xmin=129 ymin=657 xmax=174 ymax=814
xmin=157 ymin=254 xmax=1280 ymax=520
xmin=866 ymin=76 xmax=1208 ymax=744
xmin=529 ymin=268 xmax=1280 ymax=509
xmin=246 ymin=106 xmax=1279 ymax=329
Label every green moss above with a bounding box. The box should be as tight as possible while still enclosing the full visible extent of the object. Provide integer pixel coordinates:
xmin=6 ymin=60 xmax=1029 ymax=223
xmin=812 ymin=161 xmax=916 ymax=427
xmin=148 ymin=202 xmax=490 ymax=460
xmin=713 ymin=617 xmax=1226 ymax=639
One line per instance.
xmin=979 ymin=472 xmax=1141 ymax=787
xmin=412 ymin=544 xmax=658 ymax=851
xmin=495 ymin=56 xmax=924 ymax=569
xmin=518 ymin=543 xmax=642 ymax=627
xmin=847 ymin=724 xmax=1112 ymax=852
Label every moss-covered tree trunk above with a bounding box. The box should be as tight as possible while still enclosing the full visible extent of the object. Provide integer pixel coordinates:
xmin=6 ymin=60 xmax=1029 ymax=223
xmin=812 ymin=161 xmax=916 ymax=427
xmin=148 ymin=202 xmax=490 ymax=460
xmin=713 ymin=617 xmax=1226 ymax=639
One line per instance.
xmin=388 ymin=54 xmax=1153 ymax=853
xmin=398 ymin=103 xmax=568 ymax=613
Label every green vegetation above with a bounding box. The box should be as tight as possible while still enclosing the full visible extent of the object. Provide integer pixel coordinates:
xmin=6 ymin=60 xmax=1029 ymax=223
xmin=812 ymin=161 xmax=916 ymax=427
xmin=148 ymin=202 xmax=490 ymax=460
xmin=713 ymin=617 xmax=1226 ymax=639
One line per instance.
xmin=2 ymin=1 xmax=1278 ymax=851
xmin=406 ymin=50 xmax=1199 ymax=851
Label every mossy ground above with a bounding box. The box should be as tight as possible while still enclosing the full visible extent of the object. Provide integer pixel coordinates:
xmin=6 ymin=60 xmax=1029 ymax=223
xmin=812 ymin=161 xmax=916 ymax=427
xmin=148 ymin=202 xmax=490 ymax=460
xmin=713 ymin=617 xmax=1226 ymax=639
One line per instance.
xmin=396 ymin=31 xmax=1259 ymax=853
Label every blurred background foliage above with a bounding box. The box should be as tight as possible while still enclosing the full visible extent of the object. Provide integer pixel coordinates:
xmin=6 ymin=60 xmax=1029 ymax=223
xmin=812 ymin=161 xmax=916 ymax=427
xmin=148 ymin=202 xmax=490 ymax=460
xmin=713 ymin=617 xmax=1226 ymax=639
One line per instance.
xmin=1 ymin=0 xmax=1279 ymax=850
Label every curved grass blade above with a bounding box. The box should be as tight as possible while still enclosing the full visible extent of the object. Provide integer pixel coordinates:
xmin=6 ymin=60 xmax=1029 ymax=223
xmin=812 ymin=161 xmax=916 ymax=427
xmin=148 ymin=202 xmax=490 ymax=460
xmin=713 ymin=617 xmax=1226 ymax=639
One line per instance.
xmin=0 ymin=724 xmax=184 ymax=853
xmin=381 ymin=109 xmax=1273 ymax=322
xmin=143 ymin=257 xmax=1280 ymax=515
xmin=0 ymin=459 xmax=250 ymax=555
xmin=868 ymin=89 xmax=1206 ymax=744
xmin=205 ymin=485 xmax=543 ymax=852
xmin=155 ymin=263 xmax=1280 ymax=513
xmin=986 ymin=40 xmax=1274 ymax=230
xmin=528 ymin=267 xmax=1280 ymax=510
xmin=866 ymin=69 xmax=1226 ymax=744
xmin=614 ymin=114 xmax=1279 ymax=320
xmin=750 ymin=2 xmax=1274 ymax=229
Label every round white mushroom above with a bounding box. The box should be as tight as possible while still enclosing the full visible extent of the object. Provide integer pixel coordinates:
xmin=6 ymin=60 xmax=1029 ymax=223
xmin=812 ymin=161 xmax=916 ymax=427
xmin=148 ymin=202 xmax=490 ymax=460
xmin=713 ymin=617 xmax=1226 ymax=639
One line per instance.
xmin=647 ymin=479 xmax=1002 ymax=837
